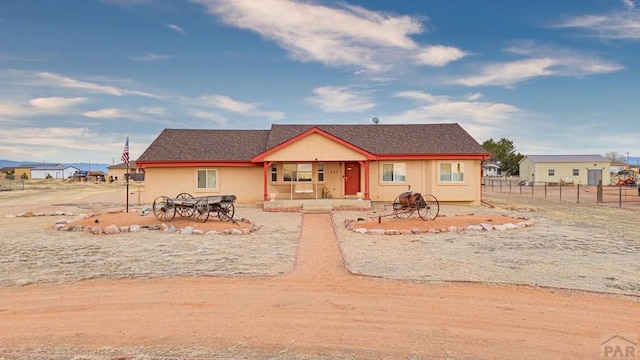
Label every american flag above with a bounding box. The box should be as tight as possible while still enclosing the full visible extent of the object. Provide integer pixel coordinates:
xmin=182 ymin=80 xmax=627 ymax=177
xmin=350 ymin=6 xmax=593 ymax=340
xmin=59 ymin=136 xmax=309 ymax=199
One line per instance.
xmin=121 ymin=137 xmax=130 ymax=167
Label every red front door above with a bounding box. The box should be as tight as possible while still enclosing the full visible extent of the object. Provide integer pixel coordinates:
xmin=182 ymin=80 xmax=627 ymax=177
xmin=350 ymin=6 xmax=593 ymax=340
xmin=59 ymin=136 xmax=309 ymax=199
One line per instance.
xmin=344 ymin=162 xmax=360 ymax=195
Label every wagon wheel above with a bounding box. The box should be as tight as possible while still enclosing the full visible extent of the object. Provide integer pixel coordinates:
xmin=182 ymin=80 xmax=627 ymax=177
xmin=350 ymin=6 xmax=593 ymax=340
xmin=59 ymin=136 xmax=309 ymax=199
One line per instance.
xmin=193 ymin=198 xmax=210 ymax=223
xmin=392 ymin=195 xmax=413 ymax=219
xmin=152 ymin=196 xmax=176 ymax=222
xmin=217 ymin=202 xmax=235 ymax=222
xmin=417 ymin=194 xmax=439 ymax=221
xmin=175 ymin=192 xmax=194 ymax=217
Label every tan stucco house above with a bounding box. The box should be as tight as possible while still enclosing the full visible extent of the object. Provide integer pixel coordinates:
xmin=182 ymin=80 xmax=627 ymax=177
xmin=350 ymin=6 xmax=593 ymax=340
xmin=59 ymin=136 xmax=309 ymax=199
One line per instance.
xmin=518 ymin=155 xmax=611 ymax=186
xmin=135 ymin=124 xmax=490 ymax=206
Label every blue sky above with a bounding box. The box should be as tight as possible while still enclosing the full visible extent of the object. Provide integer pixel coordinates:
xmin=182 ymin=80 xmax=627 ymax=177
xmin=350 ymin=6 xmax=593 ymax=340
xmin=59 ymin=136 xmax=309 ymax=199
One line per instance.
xmin=1 ymin=0 xmax=639 ymax=164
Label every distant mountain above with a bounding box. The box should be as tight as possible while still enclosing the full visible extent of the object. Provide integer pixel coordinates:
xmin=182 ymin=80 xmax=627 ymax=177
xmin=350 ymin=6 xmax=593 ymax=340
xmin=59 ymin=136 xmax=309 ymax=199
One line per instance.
xmin=0 ymin=159 xmax=110 ymax=173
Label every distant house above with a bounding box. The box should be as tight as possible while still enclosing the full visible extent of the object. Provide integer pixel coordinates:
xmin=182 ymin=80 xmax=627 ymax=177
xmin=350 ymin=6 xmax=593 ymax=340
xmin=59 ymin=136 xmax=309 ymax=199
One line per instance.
xmin=0 ymin=167 xmax=15 ymax=177
xmin=136 ymin=123 xmax=491 ymax=206
xmin=107 ymin=161 xmax=144 ymax=181
xmin=518 ymin=155 xmax=611 ymax=185
xmin=19 ymin=163 xmax=80 ymax=179
xmin=482 ymin=161 xmax=500 ymax=177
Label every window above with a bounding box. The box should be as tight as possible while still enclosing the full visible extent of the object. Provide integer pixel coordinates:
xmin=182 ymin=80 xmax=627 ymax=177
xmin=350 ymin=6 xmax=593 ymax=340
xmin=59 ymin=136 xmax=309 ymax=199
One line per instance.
xmin=573 ymin=168 xmax=579 ymax=176
xmin=283 ymin=163 xmax=312 ymax=182
xmin=548 ymin=169 xmax=555 ymax=176
xmin=440 ymin=162 xmax=464 ymax=182
xmin=317 ymin=163 xmax=325 ymax=182
xmin=197 ymin=169 xmax=217 ymax=189
xmin=270 ymin=163 xmax=277 ymax=182
xmin=382 ymin=163 xmax=406 ymax=182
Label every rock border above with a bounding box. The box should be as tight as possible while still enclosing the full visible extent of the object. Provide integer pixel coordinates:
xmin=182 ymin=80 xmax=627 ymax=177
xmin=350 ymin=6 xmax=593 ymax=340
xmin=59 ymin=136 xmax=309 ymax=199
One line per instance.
xmin=344 ymin=214 xmax=535 ymax=235
xmin=6 ymin=209 xmax=257 ymax=236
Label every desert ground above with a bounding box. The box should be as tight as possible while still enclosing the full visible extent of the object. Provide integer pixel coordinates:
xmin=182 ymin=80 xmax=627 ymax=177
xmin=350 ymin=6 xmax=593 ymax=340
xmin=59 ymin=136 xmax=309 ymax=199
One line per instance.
xmin=0 ymin=181 xmax=638 ymax=359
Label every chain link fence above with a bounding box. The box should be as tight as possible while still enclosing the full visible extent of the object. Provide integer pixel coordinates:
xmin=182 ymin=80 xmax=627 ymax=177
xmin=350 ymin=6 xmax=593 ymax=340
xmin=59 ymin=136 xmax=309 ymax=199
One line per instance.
xmin=483 ymin=177 xmax=640 ymax=209
xmin=0 ymin=178 xmax=27 ymax=191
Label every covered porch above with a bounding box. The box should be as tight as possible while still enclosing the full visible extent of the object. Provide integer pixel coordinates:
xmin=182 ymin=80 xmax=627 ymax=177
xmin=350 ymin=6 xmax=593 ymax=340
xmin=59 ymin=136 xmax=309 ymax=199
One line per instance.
xmin=262 ymin=197 xmax=372 ymax=212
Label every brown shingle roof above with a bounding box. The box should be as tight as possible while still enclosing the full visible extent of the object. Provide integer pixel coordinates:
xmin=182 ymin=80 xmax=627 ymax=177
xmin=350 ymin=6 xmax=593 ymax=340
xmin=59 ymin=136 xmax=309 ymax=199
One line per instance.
xmin=267 ymin=123 xmax=488 ymax=154
xmin=137 ymin=129 xmax=270 ymax=162
xmin=108 ymin=161 xmax=137 ymax=169
xmin=137 ymin=124 xmax=487 ymax=162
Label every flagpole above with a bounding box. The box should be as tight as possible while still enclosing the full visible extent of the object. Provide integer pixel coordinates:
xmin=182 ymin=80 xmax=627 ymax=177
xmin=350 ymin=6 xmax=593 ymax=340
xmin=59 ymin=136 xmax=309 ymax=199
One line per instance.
xmin=126 ymin=163 xmax=130 ymax=213
xmin=122 ymin=137 xmax=130 ymax=213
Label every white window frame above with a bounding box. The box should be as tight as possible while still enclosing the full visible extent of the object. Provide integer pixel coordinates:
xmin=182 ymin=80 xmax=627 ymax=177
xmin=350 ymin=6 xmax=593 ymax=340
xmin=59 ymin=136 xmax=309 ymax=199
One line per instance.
xmin=270 ymin=163 xmax=277 ymax=182
xmin=439 ymin=162 xmax=465 ymax=183
xmin=196 ymin=169 xmax=218 ymax=190
xmin=283 ymin=163 xmax=313 ymax=182
xmin=317 ymin=162 xmax=325 ymax=183
xmin=382 ymin=163 xmax=407 ymax=183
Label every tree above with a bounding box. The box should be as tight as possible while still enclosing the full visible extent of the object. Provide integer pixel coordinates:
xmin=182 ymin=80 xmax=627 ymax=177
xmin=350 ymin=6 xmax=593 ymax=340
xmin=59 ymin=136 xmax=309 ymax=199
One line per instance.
xmin=482 ymin=138 xmax=524 ymax=176
xmin=603 ymin=151 xmax=624 ymax=163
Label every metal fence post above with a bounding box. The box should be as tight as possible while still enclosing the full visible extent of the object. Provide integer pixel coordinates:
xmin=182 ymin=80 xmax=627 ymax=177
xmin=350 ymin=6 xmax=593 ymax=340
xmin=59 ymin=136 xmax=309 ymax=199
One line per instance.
xmin=544 ymin=182 xmax=547 ymax=199
xmin=619 ymin=186 xmax=622 ymax=207
xmin=559 ymin=182 xmax=562 ymax=202
xmin=576 ymin=184 xmax=580 ymax=203
xmin=597 ymin=180 xmax=602 ymax=204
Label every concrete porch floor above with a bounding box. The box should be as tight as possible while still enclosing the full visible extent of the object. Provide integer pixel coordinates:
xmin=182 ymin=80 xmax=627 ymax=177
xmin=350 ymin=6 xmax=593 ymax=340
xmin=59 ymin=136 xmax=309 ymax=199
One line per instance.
xmin=262 ymin=198 xmax=372 ymax=212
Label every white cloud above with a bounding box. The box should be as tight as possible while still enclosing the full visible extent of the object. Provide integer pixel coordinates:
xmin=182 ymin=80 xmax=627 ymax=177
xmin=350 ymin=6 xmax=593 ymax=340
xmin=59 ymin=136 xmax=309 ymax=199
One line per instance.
xmin=197 ymin=94 xmax=284 ymax=119
xmin=8 ymin=70 xmax=157 ymax=98
xmin=29 ymin=97 xmax=88 ymax=110
xmin=466 ymin=92 xmax=482 ymax=101
xmin=394 ymin=90 xmax=450 ymax=104
xmin=0 ymin=96 xmax=87 ymax=117
xmin=391 ymin=90 xmax=520 ymax=125
xmin=454 ymin=45 xmax=623 ymax=87
xmin=83 ymin=108 xmax=131 ymax=118
xmin=0 ymin=126 xmax=151 ymax=162
xmin=553 ymin=9 xmax=640 ymax=39
xmin=130 ymin=53 xmax=173 ymax=61
xmin=415 ymin=45 xmax=466 ymax=67
xmin=188 ymin=109 xmax=228 ymax=125
xmin=306 ymin=86 xmax=375 ymax=113
xmin=82 ymin=107 xmax=164 ymax=121
xmin=137 ymin=106 xmax=166 ymax=115
xmin=192 ymin=0 xmax=465 ymax=71
xmin=623 ymin=0 xmax=636 ymax=10
xmin=167 ymin=24 xmax=186 ymax=34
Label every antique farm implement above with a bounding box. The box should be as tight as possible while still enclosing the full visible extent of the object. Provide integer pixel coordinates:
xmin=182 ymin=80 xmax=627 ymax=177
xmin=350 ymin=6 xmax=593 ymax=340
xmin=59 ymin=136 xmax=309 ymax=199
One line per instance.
xmin=377 ymin=191 xmax=439 ymax=221
xmin=152 ymin=192 xmax=237 ymax=223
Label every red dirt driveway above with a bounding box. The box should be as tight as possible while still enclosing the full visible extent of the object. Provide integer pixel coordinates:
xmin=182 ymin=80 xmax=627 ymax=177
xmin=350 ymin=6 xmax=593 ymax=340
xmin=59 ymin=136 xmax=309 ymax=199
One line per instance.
xmin=0 ymin=213 xmax=638 ymax=359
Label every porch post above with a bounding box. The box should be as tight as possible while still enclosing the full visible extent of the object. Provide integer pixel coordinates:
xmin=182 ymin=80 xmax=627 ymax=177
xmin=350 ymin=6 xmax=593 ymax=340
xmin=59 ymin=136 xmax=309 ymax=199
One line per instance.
xmin=263 ymin=161 xmax=272 ymax=201
xmin=359 ymin=160 xmax=370 ymax=200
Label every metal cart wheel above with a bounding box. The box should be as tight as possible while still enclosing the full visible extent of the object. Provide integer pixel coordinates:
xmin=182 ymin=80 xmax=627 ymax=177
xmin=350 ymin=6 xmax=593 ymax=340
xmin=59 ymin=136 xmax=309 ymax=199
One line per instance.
xmin=392 ymin=195 xmax=413 ymax=219
xmin=152 ymin=196 xmax=176 ymax=222
xmin=217 ymin=202 xmax=235 ymax=222
xmin=417 ymin=194 xmax=439 ymax=220
xmin=175 ymin=192 xmax=195 ymax=217
xmin=193 ymin=198 xmax=210 ymax=223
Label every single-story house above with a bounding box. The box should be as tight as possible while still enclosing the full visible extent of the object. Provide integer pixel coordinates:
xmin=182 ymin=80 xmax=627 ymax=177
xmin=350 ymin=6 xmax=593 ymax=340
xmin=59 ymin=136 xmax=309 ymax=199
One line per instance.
xmin=26 ymin=164 xmax=80 ymax=179
xmin=518 ymin=155 xmax=611 ymax=186
xmin=107 ymin=161 xmax=144 ymax=182
xmin=0 ymin=167 xmax=15 ymax=177
xmin=135 ymin=123 xmax=490 ymax=206
xmin=482 ymin=161 xmax=500 ymax=177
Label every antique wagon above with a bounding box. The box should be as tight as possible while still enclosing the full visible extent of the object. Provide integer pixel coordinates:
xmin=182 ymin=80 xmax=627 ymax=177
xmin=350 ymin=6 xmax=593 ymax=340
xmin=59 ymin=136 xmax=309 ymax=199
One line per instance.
xmin=152 ymin=192 xmax=237 ymax=223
